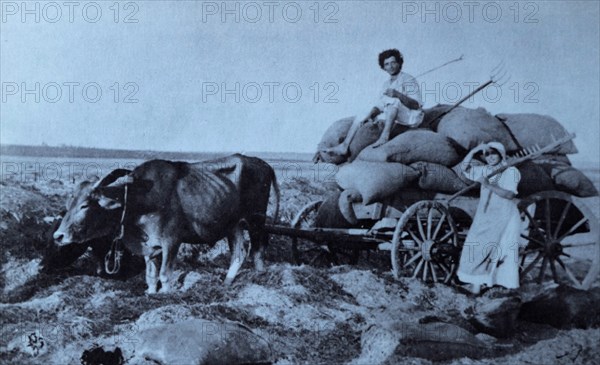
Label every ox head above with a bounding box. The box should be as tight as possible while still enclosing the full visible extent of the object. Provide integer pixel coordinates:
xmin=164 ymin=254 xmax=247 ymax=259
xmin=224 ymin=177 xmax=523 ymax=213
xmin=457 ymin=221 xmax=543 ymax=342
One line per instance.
xmin=53 ymin=169 xmax=132 ymax=246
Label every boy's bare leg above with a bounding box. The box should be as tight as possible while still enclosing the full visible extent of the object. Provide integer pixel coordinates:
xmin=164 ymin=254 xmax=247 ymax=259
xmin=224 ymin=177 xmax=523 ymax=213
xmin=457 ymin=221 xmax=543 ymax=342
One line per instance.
xmin=371 ymin=106 xmax=398 ymax=148
xmin=323 ymin=115 xmax=369 ymax=156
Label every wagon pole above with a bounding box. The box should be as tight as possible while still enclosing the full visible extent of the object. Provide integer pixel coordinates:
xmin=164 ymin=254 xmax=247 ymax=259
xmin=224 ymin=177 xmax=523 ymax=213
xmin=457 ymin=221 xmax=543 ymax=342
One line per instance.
xmin=446 ymin=133 xmax=576 ymax=202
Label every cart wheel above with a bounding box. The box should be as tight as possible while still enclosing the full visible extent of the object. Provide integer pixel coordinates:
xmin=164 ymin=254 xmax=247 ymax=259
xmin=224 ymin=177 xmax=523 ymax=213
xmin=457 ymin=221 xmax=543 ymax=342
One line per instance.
xmin=290 ymin=200 xmax=360 ymax=266
xmin=518 ymin=191 xmax=599 ymax=290
xmin=291 ymin=201 xmax=329 ymax=266
xmin=391 ymin=201 xmax=461 ymax=283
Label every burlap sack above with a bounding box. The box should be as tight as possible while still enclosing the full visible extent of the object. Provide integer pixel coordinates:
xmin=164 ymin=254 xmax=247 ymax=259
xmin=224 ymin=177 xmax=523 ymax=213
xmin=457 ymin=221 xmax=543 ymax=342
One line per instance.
xmin=347 ymin=120 xmax=384 ymax=162
xmin=315 ymin=117 xmax=383 ymax=164
xmin=136 ymin=319 xmax=271 ymax=364
xmin=410 ymin=162 xmax=468 ymax=193
xmin=538 ymin=163 xmax=598 ymax=197
xmin=421 ymin=104 xmax=454 ymax=130
xmin=315 ymin=191 xmax=355 ymax=228
xmin=357 ymin=130 xmax=462 ymax=166
xmin=315 ymin=117 xmax=354 ymax=164
xmin=436 ymin=106 xmax=519 ymax=152
xmin=496 ymin=113 xmax=578 ymax=154
xmin=515 ymin=161 xmax=555 ymax=196
xmin=335 ymin=161 xmax=420 ymax=204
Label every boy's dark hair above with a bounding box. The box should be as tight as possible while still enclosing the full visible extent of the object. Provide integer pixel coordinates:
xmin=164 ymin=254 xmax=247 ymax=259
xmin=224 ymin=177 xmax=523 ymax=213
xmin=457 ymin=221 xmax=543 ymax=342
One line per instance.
xmin=378 ymin=49 xmax=404 ymax=70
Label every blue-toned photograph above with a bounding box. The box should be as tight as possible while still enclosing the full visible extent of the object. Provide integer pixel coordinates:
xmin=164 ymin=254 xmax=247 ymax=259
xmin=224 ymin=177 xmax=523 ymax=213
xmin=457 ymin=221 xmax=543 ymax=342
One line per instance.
xmin=1 ymin=1 xmax=599 ymax=364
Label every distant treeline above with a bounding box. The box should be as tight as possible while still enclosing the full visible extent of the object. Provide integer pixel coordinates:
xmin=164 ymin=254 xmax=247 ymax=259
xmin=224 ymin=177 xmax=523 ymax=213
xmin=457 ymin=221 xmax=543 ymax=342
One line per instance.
xmin=0 ymin=144 xmax=311 ymax=162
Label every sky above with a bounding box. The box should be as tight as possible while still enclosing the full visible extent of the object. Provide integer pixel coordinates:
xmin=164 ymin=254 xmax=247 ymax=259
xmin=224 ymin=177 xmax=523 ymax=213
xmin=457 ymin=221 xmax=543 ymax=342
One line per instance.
xmin=1 ymin=0 xmax=599 ymax=162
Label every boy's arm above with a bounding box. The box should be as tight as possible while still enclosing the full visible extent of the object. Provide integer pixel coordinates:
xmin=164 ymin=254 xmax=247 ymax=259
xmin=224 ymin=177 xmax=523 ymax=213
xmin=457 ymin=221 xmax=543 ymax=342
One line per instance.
xmin=384 ymin=89 xmax=420 ymax=109
xmin=396 ymin=92 xmax=421 ymax=110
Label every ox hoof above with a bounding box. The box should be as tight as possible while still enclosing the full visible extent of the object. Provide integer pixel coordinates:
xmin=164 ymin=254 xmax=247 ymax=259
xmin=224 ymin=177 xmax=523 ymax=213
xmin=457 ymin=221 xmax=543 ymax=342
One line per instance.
xmin=158 ymin=286 xmax=174 ymax=294
xmin=254 ymin=261 xmax=265 ymax=272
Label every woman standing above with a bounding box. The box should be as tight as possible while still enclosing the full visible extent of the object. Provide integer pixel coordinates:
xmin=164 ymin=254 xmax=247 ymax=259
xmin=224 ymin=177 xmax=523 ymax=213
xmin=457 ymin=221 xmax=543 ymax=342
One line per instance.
xmin=457 ymin=142 xmax=522 ymax=295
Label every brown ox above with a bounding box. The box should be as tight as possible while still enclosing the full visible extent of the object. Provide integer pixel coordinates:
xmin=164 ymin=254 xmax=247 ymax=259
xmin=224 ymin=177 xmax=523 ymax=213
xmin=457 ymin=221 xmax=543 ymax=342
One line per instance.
xmin=53 ymin=154 xmax=279 ymax=293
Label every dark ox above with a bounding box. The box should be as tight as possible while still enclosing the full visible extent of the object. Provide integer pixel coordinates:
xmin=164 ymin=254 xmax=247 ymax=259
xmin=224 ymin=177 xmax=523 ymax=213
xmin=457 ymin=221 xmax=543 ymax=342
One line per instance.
xmin=53 ymin=154 xmax=279 ymax=293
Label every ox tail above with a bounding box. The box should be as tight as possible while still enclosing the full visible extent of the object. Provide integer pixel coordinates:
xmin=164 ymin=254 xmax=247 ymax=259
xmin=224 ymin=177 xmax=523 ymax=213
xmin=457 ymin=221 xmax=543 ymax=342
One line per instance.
xmin=270 ymin=171 xmax=280 ymax=224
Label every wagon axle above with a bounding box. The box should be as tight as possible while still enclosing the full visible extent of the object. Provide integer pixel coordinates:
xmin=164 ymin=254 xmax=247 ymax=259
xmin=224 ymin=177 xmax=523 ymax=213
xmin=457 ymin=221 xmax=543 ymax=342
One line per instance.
xmin=420 ymin=240 xmax=435 ymax=261
xmin=545 ymin=240 xmax=566 ymax=259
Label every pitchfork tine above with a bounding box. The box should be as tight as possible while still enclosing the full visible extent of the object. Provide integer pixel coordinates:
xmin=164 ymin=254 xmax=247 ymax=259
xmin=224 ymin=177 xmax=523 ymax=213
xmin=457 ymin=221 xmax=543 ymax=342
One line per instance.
xmin=490 ymin=60 xmax=505 ymax=76
xmin=498 ymin=74 xmax=511 ymax=87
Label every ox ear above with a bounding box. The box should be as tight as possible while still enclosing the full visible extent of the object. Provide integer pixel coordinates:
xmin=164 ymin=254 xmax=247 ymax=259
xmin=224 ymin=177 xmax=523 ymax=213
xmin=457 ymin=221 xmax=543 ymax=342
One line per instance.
xmin=94 ymin=186 xmax=124 ymax=210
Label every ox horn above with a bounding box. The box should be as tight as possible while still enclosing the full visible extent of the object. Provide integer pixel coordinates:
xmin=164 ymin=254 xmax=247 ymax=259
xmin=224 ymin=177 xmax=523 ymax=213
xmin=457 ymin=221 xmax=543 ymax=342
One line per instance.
xmin=93 ymin=169 xmax=133 ymax=189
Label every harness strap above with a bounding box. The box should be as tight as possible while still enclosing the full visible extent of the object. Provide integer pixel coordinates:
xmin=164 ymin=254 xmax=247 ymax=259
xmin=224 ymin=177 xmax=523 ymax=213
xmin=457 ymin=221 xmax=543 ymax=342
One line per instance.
xmin=105 ymin=184 xmax=128 ymax=275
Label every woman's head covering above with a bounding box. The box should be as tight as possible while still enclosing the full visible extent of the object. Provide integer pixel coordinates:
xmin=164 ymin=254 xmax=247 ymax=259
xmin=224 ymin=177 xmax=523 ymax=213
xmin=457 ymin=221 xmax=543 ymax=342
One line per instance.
xmin=483 ymin=141 xmax=507 ymax=161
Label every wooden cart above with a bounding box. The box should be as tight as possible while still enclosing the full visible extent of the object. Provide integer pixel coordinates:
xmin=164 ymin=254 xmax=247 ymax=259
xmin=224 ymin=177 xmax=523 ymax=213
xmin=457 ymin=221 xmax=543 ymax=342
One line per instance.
xmin=265 ymin=188 xmax=599 ymax=290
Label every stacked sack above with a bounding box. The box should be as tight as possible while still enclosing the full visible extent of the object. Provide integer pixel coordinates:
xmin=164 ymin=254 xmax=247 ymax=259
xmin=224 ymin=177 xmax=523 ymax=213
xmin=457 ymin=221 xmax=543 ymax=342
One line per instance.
xmin=496 ymin=113 xmax=596 ymax=197
xmin=315 ymin=105 xmax=597 ymax=206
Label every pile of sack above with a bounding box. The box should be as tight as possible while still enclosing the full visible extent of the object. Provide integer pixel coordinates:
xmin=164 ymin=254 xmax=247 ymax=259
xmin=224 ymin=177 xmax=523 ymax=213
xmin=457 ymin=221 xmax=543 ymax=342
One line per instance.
xmin=315 ymin=105 xmax=597 ymax=204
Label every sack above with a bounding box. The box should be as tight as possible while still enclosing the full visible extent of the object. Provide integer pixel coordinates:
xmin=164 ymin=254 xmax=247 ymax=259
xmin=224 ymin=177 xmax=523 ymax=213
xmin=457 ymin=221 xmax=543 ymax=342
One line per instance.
xmin=357 ymin=129 xmax=462 ymax=166
xmin=336 ymin=161 xmax=420 ymax=204
xmin=421 ymin=104 xmax=454 ymax=130
xmin=496 ymin=113 xmax=578 ymax=154
xmin=538 ymin=163 xmax=598 ymax=197
xmin=347 ymin=120 xmax=384 ymax=162
xmin=315 ymin=191 xmax=355 ymax=228
xmin=315 ymin=117 xmax=354 ymax=164
xmin=436 ymin=106 xmax=519 ymax=152
xmin=317 ymin=117 xmax=353 ymax=148
xmin=515 ymin=161 xmax=555 ymax=196
xmin=315 ymin=117 xmax=383 ymax=164
xmin=410 ymin=162 xmax=468 ymax=193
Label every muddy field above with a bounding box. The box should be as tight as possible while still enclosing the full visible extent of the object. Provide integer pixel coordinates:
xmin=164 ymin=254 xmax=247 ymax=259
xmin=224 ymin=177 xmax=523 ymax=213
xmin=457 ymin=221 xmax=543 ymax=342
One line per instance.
xmin=1 ymin=157 xmax=599 ymax=364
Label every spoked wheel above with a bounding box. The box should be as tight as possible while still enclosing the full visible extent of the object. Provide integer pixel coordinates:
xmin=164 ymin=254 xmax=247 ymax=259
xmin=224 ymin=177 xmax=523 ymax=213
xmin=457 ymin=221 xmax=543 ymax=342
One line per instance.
xmin=392 ymin=201 xmax=461 ymax=283
xmin=290 ymin=201 xmax=361 ymax=266
xmin=518 ymin=191 xmax=599 ymax=290
xmin=291 ymin=201 xmax=326 ymax=266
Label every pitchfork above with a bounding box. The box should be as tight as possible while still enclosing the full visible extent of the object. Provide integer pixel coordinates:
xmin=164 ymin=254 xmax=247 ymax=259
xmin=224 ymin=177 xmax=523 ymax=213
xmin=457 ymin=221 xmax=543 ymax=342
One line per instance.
xmin=428 ymin=61 xmax=511 ymax=125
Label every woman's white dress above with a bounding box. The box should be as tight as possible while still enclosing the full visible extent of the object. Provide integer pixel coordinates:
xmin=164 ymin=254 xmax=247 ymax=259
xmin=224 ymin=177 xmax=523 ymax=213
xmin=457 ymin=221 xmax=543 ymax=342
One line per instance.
xmin=457 ymin=165 xmax=522 ymax=289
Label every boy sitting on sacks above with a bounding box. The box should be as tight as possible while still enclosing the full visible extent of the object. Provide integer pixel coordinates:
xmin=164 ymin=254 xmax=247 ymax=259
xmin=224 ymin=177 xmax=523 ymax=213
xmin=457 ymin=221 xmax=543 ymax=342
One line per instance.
xmin=323 ymin=49 xmax=424 ymax=157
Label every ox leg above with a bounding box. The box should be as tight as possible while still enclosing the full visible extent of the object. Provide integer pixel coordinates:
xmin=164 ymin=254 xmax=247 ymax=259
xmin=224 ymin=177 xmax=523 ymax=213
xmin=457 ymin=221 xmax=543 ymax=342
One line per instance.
xmin=249 ymin=228 xmax=266 ymax=272
xmin=224 ymin=223 xmax=247 ymax=286
xmin=145 ymin=256 xmax=159 ymax=294
xmin=159 ymin=242 xmax=180 ymax=293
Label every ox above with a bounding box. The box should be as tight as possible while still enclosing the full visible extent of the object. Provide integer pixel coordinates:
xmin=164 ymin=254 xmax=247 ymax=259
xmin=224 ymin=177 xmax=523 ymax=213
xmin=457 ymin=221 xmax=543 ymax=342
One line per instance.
xmin=53 ymin=154 xmax=279 ymax=293
xmin=41 ymin=211 xmax=144 ymax=279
